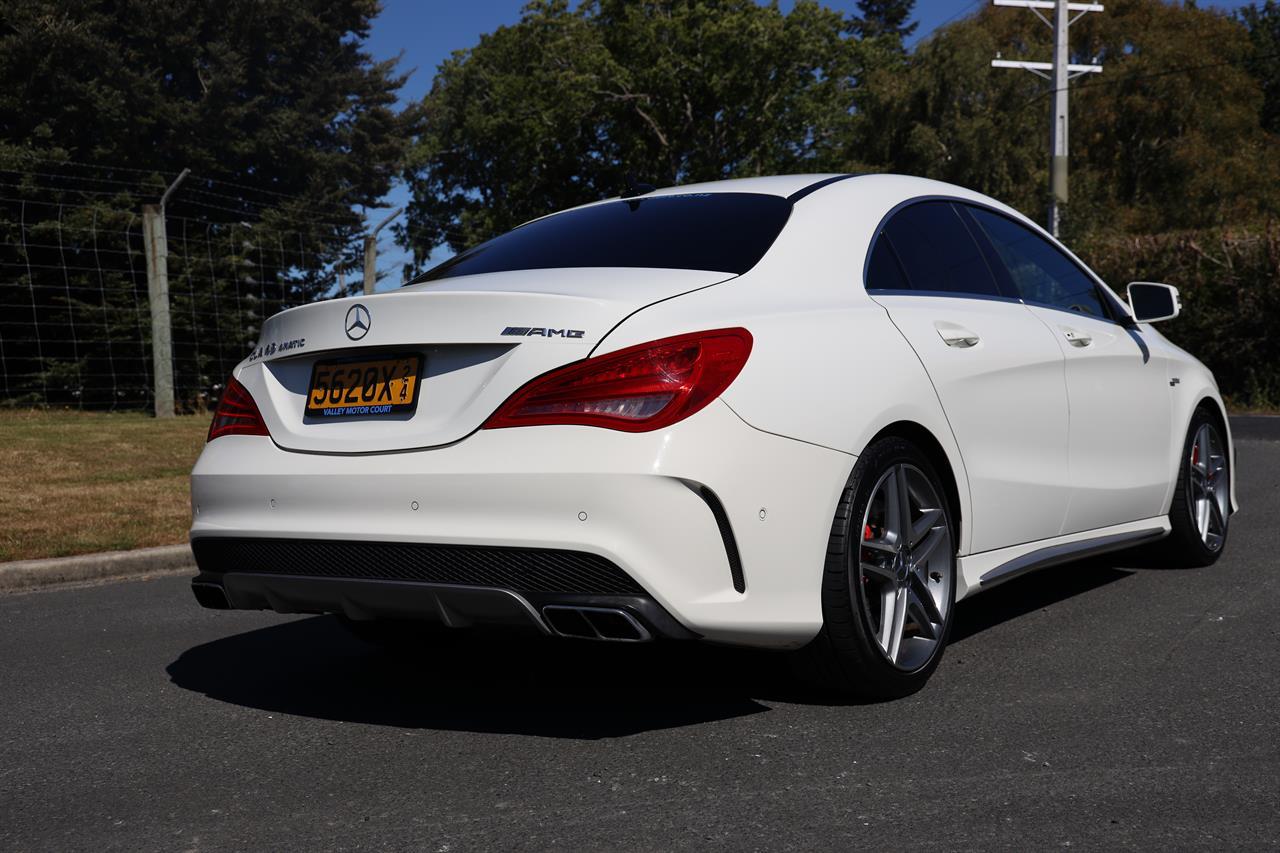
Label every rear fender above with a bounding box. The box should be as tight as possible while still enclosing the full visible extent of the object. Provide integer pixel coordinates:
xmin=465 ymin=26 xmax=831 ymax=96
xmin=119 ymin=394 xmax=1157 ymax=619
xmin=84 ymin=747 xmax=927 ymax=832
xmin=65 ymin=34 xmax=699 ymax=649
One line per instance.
xmin=594 ymin=283 xmax=975 ymax=556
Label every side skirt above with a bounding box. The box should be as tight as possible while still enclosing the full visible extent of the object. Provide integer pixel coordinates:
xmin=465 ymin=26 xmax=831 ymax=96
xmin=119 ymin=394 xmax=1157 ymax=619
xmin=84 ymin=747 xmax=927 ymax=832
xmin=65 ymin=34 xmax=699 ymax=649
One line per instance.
xmin=955 ymin=516 xmax=1171 ymax=600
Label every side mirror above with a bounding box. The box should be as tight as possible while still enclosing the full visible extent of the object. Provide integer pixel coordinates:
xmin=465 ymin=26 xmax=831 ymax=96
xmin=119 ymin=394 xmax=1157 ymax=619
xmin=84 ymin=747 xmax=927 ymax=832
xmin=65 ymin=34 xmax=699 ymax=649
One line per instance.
xmin=1126 ymin=282 xmax=1181 ymax=324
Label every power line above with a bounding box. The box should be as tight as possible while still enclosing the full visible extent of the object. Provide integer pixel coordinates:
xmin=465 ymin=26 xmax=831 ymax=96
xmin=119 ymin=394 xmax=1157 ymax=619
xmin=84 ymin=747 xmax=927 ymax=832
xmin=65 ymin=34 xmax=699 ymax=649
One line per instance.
xmin=1025 ymin=49 xmax=1280 ymax=100
xmin=931 ymin=0 xmax=991 ymax=32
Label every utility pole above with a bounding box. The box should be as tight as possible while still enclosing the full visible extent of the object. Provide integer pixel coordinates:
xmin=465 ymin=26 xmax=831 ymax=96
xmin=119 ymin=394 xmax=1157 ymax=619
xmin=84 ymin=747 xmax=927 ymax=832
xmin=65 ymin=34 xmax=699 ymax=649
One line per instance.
xmin=991 ymin=0 xmax=1103 ymax=237
xmin=141 ymin=167 xmax=189 ymax=418
xmin=363 ymin=208 xmax=402 ymax=295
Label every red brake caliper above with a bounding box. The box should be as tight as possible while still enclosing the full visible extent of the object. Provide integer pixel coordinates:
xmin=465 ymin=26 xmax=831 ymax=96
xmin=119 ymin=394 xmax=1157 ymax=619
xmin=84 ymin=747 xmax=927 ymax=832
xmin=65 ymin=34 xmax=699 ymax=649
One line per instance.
xmin=862 ymin=524 xmax=874 ymax=583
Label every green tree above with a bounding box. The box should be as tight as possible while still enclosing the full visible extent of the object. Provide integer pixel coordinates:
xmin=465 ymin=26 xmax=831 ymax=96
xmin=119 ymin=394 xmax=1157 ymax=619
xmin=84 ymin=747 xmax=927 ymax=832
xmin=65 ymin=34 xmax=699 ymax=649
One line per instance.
xmin=0 ymin=0 xmax=406 ymax=231
xmin=0 ymin=0 xmax=411 ymax=408
xmin=854 ymin=0 xmax=1279 ymax=236
xmin=1069 ymin=0 xmax=1279 ymax=234
xmin=851 ymin=0 xmax=918 ymax=46
xmin=401 ymin=0 xmax=864 ymax=265
xmin=1240 ymin=0 xmax=1280 ymax=134
xmin=848 ymin=6 xmax=1047 ymax=216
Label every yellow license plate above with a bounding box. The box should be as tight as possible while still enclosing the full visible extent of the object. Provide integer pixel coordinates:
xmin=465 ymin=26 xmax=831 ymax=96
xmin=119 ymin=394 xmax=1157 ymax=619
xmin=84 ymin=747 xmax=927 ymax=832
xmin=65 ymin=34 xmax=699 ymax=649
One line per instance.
xmin=306 ymin=354 xmax=422 ymax=418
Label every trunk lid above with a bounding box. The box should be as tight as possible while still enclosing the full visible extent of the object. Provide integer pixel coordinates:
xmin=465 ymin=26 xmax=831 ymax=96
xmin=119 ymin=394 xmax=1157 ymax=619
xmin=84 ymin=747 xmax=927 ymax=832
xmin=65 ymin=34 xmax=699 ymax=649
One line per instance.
xmin=234 ymin=268 xmax=732 ymax=453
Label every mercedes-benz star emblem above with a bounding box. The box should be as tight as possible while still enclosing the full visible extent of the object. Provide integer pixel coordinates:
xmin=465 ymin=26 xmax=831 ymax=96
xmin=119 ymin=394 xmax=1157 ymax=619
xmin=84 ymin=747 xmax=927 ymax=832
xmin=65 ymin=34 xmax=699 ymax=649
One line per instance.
xmin=344 ymin=304 xmax=371 ymax=341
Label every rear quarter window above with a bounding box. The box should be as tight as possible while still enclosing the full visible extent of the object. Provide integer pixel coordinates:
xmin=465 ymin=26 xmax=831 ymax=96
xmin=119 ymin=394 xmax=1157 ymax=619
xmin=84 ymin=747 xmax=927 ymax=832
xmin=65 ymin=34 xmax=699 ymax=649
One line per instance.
xmin=876 ymin=201 xmax=1003 ymax=298
xmin=865 ymin=232 xmax=911 ymax=291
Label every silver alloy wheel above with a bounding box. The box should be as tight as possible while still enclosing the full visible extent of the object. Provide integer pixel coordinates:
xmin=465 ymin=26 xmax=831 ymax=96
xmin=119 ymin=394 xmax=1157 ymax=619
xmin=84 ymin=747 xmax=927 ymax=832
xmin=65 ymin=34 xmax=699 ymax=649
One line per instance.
xmin=1189 ymin=422 xmax=1229 ymax=552
xmin=856 ymin=463 xmax=953 ymax=670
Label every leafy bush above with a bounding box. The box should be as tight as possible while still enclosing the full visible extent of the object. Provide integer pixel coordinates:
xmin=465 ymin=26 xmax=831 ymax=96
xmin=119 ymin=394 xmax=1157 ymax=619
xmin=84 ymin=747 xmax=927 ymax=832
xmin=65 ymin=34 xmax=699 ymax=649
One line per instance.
xmin=1077 ymin=224 xmax=1280 ymax=409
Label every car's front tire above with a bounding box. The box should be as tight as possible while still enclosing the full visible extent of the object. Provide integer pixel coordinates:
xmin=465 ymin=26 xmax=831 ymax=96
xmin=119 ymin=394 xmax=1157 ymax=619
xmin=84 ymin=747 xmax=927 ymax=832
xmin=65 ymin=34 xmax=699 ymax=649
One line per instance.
xmin=1162 ymin=407 xmax=1232 ymax=567
xmin=797 ymin=436 xmax=957 ymax=700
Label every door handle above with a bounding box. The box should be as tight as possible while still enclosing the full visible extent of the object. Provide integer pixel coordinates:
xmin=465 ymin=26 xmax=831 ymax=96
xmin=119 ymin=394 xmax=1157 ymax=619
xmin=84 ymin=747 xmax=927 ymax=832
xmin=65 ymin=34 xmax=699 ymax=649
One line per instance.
xmin=936 ymin=323 xmax=981 ymax=348
xmin=1062 ymin=327 xmax=1093 ymax=347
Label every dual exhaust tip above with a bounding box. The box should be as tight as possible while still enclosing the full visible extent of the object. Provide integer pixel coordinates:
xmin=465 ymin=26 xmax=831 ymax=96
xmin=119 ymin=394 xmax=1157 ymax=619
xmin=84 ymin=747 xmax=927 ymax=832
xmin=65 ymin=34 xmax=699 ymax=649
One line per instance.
xmin=541 ymin=605 xmax=652 ymax=642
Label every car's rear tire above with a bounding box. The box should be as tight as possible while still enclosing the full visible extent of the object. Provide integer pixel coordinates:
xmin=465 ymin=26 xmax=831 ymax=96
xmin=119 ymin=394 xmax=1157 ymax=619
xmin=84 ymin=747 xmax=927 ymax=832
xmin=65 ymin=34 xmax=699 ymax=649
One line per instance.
xmin=796 ymin=436 xmax=957 ymax=700
xmin=1161 ymin=407 xmax=1231 ymax=567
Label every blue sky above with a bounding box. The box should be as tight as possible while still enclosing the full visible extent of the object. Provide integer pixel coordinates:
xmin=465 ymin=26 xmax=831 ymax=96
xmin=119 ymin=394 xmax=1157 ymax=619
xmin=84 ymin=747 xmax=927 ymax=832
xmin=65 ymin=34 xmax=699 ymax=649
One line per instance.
xmin=361 ymin=0 xmax=1248 ymax=285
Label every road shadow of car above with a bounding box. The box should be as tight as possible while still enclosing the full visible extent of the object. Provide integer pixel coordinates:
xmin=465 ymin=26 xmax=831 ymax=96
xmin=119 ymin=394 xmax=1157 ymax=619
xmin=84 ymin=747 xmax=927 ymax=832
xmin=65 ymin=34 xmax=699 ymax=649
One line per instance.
xmin=950 ymin=553 xmax=1136 ymax=643
xmin=167 ymin=554 xmax=1146 ymax=737
xmin=167 ymin=617 xmax=780 ymax=738
xmin=949 ymin=542 xmax=1204 ymax=643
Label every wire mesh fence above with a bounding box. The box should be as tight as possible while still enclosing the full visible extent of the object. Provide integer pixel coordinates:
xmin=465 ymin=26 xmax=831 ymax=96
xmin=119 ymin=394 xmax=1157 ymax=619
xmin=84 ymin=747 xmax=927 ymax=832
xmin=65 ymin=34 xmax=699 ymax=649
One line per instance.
xmin=0 ymin=162 xmax=402 ymax=411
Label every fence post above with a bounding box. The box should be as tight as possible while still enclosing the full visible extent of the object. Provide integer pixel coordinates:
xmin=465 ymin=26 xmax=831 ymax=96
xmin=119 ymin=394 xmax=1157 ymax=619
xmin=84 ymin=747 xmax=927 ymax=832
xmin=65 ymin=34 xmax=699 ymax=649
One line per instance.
xmin=363 ymin=207 xmax=403 ymax=295
xmin=142 ymin=168 xmax=189 ymax=418
xmin=141 ymin=204 xmax=175 ymax=418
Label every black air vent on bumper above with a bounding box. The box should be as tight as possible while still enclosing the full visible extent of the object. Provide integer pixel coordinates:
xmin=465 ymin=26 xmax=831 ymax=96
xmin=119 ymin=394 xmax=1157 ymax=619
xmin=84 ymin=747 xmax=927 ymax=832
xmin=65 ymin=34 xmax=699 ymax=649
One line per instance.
xmin=191 ymin=537 xmax=647 ymax=596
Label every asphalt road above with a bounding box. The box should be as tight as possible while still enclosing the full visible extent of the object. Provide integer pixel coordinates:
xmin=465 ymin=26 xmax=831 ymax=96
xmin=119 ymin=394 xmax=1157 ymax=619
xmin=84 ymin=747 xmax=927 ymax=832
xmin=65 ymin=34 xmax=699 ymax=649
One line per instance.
xmin=3 ymin=429 xmax=1279 ymax=851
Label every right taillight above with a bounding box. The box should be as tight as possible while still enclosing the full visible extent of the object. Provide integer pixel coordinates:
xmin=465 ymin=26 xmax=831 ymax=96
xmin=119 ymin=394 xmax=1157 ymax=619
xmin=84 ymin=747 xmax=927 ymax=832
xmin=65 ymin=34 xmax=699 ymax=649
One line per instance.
xmin=207 ymin=376 xmax=269 ymax=442
xmin=483 ymin=328 xmax=753 ymax=432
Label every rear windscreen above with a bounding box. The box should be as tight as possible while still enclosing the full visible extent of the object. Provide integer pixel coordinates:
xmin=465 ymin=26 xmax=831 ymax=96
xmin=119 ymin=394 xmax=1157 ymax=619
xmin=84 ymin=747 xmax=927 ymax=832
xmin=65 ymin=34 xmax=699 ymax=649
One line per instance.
xmin=410 ymin=192 xmax=792 ymax=282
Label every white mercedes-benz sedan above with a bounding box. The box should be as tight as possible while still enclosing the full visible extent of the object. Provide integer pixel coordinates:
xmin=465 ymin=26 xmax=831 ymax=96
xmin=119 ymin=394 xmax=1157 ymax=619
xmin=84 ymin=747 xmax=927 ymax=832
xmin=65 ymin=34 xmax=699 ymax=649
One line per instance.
xmin=190 ymin=173 xmax=1236 ymax=698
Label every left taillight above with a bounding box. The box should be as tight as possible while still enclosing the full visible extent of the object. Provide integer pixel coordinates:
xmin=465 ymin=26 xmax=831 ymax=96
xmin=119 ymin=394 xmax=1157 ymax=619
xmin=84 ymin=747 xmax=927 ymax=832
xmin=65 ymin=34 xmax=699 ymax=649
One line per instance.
xmin=483 ymin=327 xmax=753 ymax=433
xmin=207 ymin=376 xmax=270 ymax=442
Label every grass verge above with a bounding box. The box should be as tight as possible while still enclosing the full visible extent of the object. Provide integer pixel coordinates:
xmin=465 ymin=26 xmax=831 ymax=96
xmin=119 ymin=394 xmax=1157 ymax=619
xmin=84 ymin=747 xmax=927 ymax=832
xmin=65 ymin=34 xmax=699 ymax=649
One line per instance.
xmin=0 ymin=409 xmax=208 ymax=562
xmin=0 ymin=402 xmax=1272 ymax=564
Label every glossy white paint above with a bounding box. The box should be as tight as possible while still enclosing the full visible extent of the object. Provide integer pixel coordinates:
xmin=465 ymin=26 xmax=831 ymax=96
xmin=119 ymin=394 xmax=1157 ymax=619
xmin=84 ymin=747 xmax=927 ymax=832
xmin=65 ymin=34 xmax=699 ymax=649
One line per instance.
xmin=955 ymin=515 xmax=1172 ymax=599
xmin=1149 ymin=329 xmax=1239 ymax=514
xmin=1025 ymin=304 xmax=1173 ymax=534
xmin=243 ymin=267 xmax=731 ymax=454
xmin=872 ymin=294 xmax=1071 ymax=553
xmin=192 ymin=401 xmax=852 ymax=648
xmin=191 ymin=173 xmax=1238 ymax=648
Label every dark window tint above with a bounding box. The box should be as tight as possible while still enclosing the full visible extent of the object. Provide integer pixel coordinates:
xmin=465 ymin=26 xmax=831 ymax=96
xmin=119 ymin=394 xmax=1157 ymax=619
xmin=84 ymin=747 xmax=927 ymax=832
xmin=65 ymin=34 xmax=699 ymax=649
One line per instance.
xmin=411 ymin=193 xmax=792 ymax=282
xmin=967 ymin=207 xmax=1109 ymax=319
xmin=865 ymin=233 xmax=910 ymax=291
xmin=881 ymin=201 xmax=1002 ymax=297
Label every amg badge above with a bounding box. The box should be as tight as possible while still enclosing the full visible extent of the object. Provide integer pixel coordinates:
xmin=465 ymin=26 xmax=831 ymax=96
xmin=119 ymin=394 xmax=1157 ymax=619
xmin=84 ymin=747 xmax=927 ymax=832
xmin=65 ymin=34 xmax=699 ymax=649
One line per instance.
xmin=501 ymin=327 xmax=585 ymax=338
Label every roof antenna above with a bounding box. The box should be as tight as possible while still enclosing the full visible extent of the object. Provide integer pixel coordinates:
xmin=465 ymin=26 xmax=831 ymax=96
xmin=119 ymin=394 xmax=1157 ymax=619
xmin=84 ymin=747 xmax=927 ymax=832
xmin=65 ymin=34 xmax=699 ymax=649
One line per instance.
xmin=621 ymin=172 xmax=656 ymax=199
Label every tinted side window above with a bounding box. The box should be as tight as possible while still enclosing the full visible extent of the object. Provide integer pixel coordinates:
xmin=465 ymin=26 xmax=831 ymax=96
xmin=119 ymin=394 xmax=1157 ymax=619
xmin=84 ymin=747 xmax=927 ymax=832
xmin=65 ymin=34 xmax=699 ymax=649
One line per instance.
xmin=865 ymin=233 xmax=910 ymax=291
xmin=881 ymin=201 xmax=1003 ymax=297
xmin=967 ymin=207 xmax=1109 ymax=319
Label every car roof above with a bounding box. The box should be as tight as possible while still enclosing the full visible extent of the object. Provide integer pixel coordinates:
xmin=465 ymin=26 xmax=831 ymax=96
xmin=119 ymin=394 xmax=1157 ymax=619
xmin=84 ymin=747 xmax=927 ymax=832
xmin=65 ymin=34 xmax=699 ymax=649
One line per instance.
xmin=637 ymin=173 xmax=848 ymax=199
xmin=522 ymin=173 xmax=1037 ymax=241
xmin=618 ymin=173 xmax=1020 ymax=217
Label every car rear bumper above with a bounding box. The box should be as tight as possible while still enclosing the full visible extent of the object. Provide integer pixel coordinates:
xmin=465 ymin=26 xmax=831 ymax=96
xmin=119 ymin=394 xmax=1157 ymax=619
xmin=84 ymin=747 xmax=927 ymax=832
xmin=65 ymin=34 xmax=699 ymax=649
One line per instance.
xmin=189 ymin=401 xmax=854 ymax=648
xmin=189 ymin=536 xmax=696 ymax=641
xmin=191 ymin=571 xmax=697 ymax=642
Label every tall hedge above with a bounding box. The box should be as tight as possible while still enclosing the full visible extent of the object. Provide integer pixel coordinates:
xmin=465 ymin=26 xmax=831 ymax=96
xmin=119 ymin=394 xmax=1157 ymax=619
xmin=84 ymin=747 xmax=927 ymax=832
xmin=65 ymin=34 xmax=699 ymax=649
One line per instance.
xmin=1078 ymin=224 xmax=1280 ymax=408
